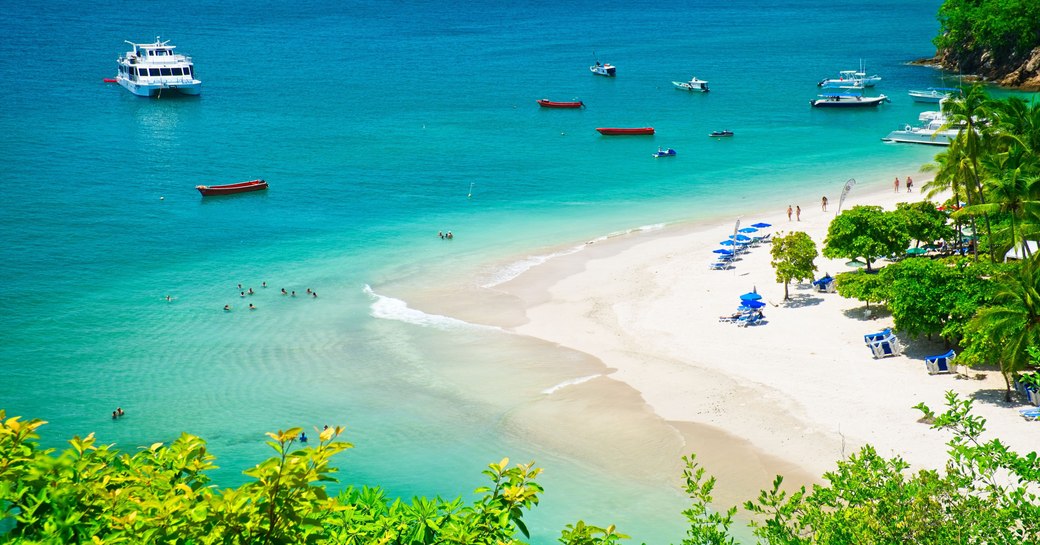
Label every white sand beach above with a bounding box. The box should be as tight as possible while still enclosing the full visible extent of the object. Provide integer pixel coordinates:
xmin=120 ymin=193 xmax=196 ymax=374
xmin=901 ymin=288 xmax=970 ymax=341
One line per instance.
xmin=449 ymin=173 xmax=1040 ymax=505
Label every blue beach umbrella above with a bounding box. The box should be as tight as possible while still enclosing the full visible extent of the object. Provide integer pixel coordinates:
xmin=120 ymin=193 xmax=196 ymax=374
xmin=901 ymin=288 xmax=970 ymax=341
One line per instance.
xmin=739 ymin=292 xmax=762 ymax=301
xmin=720 ymin=240 xmax=737 ymax=246
xmin=738 ymin=227 xmax=758 ymax=233
xmin=713 ymin=248 xmax=733 ymax=254
xmin=729 ymin=234 xmax=752 ymax=242
xmin=739 ymin=300 xmax=766 ymax=310
xmin=751 ymin=222 xmax=771 ymax=228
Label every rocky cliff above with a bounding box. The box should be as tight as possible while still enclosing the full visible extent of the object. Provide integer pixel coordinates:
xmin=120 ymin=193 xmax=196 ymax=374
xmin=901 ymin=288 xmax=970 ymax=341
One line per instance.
xmin=915 ymin=47 xmax=1040 ymax=91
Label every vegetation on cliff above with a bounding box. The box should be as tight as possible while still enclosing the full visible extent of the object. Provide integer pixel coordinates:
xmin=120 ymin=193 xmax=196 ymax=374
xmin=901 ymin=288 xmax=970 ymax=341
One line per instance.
xmin=933 ymin=0 xmax=1040 ymax=88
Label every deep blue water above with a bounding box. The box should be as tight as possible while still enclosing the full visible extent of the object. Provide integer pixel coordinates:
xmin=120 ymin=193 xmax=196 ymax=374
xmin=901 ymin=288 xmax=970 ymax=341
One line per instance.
xmin=1 ymin=1 xmax=955 ymax=542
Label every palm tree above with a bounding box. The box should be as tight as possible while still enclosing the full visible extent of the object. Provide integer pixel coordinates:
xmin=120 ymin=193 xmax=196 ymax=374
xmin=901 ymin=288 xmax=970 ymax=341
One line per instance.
xmin=968 ymin=255 xmax=1040 ymax=401
xmin=940 ymin=84 xmax=999 ymax=260
xmin=957 ymin=147 xmax=1040 ymax=259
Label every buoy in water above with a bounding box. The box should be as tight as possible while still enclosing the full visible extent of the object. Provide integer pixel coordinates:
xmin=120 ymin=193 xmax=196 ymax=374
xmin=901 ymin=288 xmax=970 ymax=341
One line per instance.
xmin=103 ymin=78 xmax=117 ymax=83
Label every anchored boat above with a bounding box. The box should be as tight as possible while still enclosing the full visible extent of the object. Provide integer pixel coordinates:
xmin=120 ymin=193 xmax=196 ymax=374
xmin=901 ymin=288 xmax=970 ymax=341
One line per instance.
xmin=537 ymin=99 xmax=585 ymax=108
xmin=810 ymin=94 xmax=888 ymax=108
xmin=196 ymin=179 xmax=268 ymax=196
xmin=590 ymin=61 xmax=616 ymax=77
xmin=672 ymin=76 xmax=710 ymax=92
xmin=596 ymin=127 xmax=654 ymax=135
xmin=115 ymin=37 xmax=201 ymax=97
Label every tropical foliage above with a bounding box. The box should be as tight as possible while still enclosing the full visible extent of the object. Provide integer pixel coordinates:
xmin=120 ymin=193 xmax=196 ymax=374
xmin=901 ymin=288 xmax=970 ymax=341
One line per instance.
xmin=0 ymin=414 xmax=623 ymax=545
xmin=5 ymin=395 xmax=1038 ymax=544
xmin=769 ymin=231 xmax=818 ymax=300
xmin=822 ymin=206 xmax=909 ymax=271
xmin=935 ymin=0 xmax=1040 ymax=62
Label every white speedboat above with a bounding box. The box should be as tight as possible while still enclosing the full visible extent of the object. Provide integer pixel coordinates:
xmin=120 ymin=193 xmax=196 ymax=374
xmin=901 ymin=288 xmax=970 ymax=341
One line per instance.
xmin=810 ymin=94 xmax=888 ymax=108
xmin=590 ymin=61 xmax=616 ymax=77
xmin=115 ymin=37 xmax=201 ymax=97
xmin=672 ymin=76 xmax=709 ymax=92
xmin=908 ymin=87 xmax=961 ymax=103
xmin=882 ymin=110 xmax=959 ymax=146
xmin=818 ymin=62 xmax=882 ymax=88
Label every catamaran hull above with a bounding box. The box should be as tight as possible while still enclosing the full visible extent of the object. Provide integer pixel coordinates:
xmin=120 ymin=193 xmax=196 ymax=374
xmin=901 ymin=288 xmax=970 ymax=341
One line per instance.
xmin=117 ymin=77 xmax=202 ymax=97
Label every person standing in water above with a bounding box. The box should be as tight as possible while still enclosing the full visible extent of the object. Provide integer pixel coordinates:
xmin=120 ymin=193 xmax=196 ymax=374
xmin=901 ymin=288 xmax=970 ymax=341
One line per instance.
xmin=821 ymin=196 xmax=828 ymax=211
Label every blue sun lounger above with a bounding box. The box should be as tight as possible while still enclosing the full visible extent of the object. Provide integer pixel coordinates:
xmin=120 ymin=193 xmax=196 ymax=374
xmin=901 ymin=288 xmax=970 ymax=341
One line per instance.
xmin=864 ymin=329 xmax=902 ymax=359
xmin=925 ymin=349 xmax=956 ymax=375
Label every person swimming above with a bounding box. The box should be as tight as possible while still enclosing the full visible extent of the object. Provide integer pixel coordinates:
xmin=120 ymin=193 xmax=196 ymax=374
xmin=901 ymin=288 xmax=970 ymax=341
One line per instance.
xmin=224 ymin=304 xmax=231 ymax=311
xmin=299 ymin=432 xmax=308 ymax=442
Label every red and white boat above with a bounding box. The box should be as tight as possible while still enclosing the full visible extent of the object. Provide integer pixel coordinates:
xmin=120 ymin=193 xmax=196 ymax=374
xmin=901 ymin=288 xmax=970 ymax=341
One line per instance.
xmin=596 ymin=127 xmax=654 ymax=135
xmin=196 ymin=179 xmax=268 ymax=196
xmin=537 ymin=99 xmax=585 ymax=108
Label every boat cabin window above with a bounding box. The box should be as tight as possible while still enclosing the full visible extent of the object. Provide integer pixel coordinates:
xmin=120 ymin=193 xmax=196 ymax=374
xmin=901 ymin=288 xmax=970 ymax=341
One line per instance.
xmin=160 ymin=68 xmax=172 ymax=76
xmin=187 ymin=66 xmax=194 ymax=77
xmin=171 ymin=67 xmax=183 ymax=76
xmin=149 ymin=68 xmax=160 ymax=76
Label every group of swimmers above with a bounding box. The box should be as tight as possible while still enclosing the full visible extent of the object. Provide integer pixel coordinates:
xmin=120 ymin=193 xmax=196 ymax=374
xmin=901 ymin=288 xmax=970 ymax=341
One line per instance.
xmin=111 ymin=407 xmax=125 ymax=419
xmin=224 ymin=282 xmax=317 ymax=311
xmin=438 ymin=231 xmax=454 ymax=239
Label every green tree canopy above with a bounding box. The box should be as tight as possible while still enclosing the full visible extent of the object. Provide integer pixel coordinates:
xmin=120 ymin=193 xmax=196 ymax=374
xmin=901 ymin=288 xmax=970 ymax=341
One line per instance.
xmin=935 ymin=0 xmax=1040 ymax=62
xmin=769 ymin=231 xmax=818 ymax=300
xmin=966 ymin=255 xmax=1040 ymax=400
xmin=823 ymin=205 xmax=910 ymax=271
xmin=895 ymin=201 xmax=954 ymax=247
xmin=834 ymin=270 xmax=889 ymax=308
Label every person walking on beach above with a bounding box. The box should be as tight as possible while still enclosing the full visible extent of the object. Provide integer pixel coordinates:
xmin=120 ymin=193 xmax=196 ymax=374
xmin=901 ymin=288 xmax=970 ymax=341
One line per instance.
xmin=821 ymin=196 xmax=828 ymax=211
xmin=787 ymin=205 xmax=793 ymax=221
xmin=894 ymin=177 xmax=900 ymax=192
xmin=906 ymin=176 xmax=913 ymax=192
xmin=796 ymin=205 xmax=801 ymax=221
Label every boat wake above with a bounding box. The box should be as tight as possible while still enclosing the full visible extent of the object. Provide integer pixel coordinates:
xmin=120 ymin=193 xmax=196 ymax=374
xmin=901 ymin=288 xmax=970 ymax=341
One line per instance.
xmin=363 ymin=285 xmax=501 ymax=332
xmin=482 ymin=223 xmax=667 ymax=288
xmin=541 ymin=374 xmax=601 ymax=395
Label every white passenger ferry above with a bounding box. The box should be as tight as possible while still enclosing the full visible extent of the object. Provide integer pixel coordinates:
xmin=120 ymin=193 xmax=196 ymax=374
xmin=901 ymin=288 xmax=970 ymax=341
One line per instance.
xmin=115 ymin=37 xmax=201 ymax=97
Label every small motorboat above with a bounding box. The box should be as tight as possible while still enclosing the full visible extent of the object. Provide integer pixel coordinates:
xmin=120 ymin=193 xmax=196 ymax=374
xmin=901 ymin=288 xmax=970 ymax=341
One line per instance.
xmin=908 ymin=87 xmax=962 ymax=103
xmin=596 ymin=127 xmax=654 ymax=135
xmin=709 ymin=130 xmax=734 ymax=137
xmin=810 ymin=94 xmax=888 ymax=108
xmin=672 ymin=76 xmax=709 ymax=92
xmin=196 ymin=179 xmax=268 ymax=196
xmin=537 ymin=99 xmax=585 ymax=108
xmin=590 ymin=61 xmax=616 ymax=77
xmin=652 ymin=147 xmax=676 ymax=158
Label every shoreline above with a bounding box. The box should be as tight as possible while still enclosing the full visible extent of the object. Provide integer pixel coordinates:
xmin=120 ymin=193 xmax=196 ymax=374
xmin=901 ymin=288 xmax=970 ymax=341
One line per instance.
xmin=395 ymin=170 xmax=1038 ymax=508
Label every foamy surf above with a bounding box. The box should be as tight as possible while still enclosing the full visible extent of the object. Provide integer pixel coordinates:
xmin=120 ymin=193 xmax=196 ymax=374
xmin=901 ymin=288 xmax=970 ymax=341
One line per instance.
xmin=481 ymin=223 xmax=667 ymax=288
xmin=481 ymin=245 xmax=586 ymax=288
xmin=364 ymin=285 xmax=501 ymax=332
xmin=541 ymin=374 xmax=601 ymax=395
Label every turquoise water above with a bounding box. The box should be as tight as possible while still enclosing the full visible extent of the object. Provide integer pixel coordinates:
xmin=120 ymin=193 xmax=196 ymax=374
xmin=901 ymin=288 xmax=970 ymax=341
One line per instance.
xmin=1 ymin=0 xmax=964 ymax=542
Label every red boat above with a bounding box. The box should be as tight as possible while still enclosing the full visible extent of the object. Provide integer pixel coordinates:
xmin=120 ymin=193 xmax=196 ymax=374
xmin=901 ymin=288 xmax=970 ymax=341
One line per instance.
xmin=196 ymin=179 xmax=268 ymax=196
xmin=537 ymin=99 xmax=585 ymax=108
xmin=596 ymin=127 xmax=655 ymax=135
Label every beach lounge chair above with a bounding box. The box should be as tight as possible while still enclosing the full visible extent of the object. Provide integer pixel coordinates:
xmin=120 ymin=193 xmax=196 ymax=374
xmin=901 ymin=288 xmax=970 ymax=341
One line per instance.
xmin=736 ymin=312 xmax=764 ymax=327
xmin=864 ymin=329 xmax=902 ymax=358
xmin=1020 ymin=408 xmax=1040 ymax=421
xmin=924 ymin=349 xmax=956 ymax=375
xmin=812 ymin=275 xmax=835 ymax=293
xmin=709 ymin=260 xmax=732 ymax=270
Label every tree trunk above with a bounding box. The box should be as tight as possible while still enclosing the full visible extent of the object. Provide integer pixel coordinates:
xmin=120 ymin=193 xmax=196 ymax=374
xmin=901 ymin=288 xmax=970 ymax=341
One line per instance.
xmin=784 ymin=280 xmax=790 ymax=301
xmin=1004 ymin=371 xmax=1012 ymax=402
